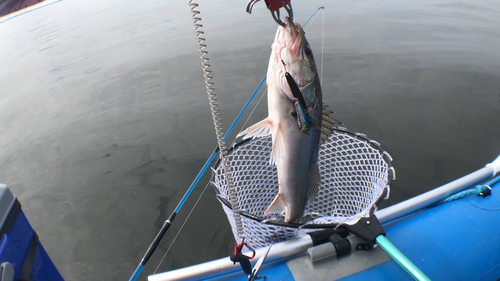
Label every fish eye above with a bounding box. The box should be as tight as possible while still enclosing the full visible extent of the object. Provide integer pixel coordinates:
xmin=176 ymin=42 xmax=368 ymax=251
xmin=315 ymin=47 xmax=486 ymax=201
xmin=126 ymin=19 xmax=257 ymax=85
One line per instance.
xmin=305 ymin=46 xmax=312 ymax=57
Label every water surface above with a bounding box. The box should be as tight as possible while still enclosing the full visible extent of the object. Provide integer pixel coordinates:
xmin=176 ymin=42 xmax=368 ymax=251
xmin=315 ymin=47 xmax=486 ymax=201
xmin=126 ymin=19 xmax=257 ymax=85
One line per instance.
xmin=0 ymin=0 xmax=499 ymax=280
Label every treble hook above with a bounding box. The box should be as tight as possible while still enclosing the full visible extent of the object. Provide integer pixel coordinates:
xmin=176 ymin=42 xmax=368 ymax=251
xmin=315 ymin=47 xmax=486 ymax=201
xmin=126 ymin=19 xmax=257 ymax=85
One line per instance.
xmin=246 ymin=0 xmax=293 ymax=27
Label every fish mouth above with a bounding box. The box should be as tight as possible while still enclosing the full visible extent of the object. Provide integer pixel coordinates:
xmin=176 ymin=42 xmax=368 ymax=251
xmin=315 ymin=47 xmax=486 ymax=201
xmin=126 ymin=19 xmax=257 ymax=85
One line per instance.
xmin=275 ymin=17 xmax=303 ymax=57
xmin=269 ymin=16 xmax=308 ymax=94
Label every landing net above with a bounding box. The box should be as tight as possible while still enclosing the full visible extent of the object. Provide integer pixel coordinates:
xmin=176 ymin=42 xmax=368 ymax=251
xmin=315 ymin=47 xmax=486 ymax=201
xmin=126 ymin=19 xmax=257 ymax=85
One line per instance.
xmin=212 ymin=127 xmax=395 ymax=249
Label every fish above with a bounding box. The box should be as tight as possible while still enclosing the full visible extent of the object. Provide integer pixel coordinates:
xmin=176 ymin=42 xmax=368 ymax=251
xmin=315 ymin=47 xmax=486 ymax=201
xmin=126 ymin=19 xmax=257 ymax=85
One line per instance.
xmin=237 ymin=17 xmax=340 ymax=223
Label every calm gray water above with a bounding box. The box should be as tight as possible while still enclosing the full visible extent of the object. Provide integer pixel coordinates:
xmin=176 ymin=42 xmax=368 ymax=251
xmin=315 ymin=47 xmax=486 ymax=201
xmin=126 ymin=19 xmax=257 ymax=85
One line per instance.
xmin=0 ymin=0 xmax=499 ymax=280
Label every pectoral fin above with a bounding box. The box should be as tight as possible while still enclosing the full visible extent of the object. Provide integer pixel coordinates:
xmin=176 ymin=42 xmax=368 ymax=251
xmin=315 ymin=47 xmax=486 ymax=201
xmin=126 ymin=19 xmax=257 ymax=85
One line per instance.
xmin=264 ymin=193 xmax=286 ymax=216
xmin=237 ymin=118 xmax=272 ymax=140
xmin=270 ymin=125 xmax=285 ymax=165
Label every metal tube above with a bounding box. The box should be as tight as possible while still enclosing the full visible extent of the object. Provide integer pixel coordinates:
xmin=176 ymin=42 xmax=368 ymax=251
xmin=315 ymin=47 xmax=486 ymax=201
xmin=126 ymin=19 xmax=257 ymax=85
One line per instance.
xmin=376 ymin=163 xmax=498 ymax=224
xmin=148 ymin=235 xmax=312 ymax=281
xmin=148 ymin=155 xmax=500 ymax=281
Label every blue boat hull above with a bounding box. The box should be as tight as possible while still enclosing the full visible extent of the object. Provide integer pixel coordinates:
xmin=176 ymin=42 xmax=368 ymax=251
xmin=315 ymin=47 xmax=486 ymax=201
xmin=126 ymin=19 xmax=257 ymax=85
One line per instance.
xmin=342 ymin=177 xmax=500 ymax=281
xmin=153 ymin=176 xmax=500 ymax=281
xmin=0 ymin=184 xmax=65 ymax=281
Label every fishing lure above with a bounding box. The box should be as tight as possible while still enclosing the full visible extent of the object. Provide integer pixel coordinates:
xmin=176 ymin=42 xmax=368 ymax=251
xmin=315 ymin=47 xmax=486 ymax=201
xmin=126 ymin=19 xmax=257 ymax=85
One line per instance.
xmin=285 ymin=71 xmax=312 ymax=135
xmin=294 ymin=98 xmax=309 ymax=135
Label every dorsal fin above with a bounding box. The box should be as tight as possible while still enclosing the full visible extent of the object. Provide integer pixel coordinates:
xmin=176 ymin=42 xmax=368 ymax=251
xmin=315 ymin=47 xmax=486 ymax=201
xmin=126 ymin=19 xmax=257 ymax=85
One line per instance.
xmin=321 ymin=104 xmax=342 ymax=144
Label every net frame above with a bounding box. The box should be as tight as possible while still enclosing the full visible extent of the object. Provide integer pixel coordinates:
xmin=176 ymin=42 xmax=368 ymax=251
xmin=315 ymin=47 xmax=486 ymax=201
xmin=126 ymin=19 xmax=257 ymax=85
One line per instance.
xmin=212 ymin=127 xmax=395 ymax=249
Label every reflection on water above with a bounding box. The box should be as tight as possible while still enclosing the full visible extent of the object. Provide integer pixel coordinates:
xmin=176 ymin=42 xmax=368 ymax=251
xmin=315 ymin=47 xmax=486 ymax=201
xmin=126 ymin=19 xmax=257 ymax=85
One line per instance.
xmin=0 ymin=0 xmax=499 ymax=280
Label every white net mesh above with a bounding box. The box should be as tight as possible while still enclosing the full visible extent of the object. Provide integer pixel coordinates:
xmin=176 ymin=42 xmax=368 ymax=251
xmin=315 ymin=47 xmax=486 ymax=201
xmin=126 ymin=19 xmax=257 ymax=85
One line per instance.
xmin=212 ymin=128 xmax=394 ymax=249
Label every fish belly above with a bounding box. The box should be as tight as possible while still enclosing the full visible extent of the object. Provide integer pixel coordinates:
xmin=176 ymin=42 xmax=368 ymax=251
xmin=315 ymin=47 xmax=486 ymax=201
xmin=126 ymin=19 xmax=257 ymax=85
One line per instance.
xmin=270 ymin=87 xmax=321 ymax=223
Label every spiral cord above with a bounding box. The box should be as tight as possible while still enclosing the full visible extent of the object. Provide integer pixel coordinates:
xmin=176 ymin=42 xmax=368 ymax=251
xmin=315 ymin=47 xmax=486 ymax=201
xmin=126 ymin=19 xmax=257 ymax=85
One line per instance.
xmin=188 ymin=1 xmax=244 ymax=239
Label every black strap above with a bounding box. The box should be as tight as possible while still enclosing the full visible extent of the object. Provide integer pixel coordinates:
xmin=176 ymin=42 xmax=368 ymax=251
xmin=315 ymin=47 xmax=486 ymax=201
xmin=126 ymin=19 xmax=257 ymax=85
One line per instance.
xmin=0 ymin=199 xmax=37 ymax=281
xmin=285 ymin=72 xmax=308 ymax=110
xmin=18 ymin=232 xmax=39 ymax=281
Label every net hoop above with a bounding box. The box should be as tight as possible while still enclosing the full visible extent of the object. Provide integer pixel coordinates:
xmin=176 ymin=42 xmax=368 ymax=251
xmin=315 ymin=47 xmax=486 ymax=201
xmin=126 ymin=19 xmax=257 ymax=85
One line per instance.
xmin=212 ymin=127 xmax=395 ymax=248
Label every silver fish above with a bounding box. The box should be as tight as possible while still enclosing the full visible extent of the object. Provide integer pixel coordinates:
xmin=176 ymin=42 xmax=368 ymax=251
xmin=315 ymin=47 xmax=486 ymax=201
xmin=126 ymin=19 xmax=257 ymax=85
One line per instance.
xmin=238 ymin=17 xmax=339 ymax=223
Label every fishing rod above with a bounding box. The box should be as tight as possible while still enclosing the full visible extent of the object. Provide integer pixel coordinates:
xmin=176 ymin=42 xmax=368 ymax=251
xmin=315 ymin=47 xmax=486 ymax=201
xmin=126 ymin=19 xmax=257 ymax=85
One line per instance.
xmin=128 ymin=66 xmax=265 ymax=281
xmin=129 ymin=6 xmax=326 ymax=281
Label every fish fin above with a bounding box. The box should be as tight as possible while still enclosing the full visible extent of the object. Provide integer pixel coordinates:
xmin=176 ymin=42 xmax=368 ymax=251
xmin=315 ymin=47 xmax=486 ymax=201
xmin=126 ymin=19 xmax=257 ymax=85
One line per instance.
xmin=237 ymin=118 xmax=272 ymax=139
xmin=308 ymin=168 xmax=320 ymax=203
xmin=320 ymin=134 xmax=328 ymax=144
xmin=322 ymin=104 xmax=335 ymax=115
xmin=320 ymin=103 xmax=342 ymax=144
xmin=322 ymin=104 xmax=342 ymax=126
xmin=264 ymin=193 xmax=286 ymax=215
xmin=323 ymin=115 xmax=343 ymax=127
xmin=320 ymin=131 xmax=331 ymax=144
xmin=270 ymin=125 xmax=285 ymax=165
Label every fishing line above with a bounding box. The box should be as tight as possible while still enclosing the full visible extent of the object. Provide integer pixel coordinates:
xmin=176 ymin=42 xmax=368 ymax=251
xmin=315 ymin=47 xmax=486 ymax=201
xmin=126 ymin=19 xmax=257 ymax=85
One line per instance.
xmin=303 ymin=6 xmax=324 ymax=29
xmin=153 ymin=88 xmax=267 ymax=273
xmin=303 ymin=6 xmax=326 ymax=87
xmin=320 ymin=7 xmax=325 ymax=87
xmin=152 ymin=6 xmax=320 ymax=270
xmin=153 ymin=180 xmax=212 ymax=274
xmin=232 ymin=88 xmax=268 ymax=147
xmin=303 ymin=14 xmax=319 ymax=33
xmin=303 ymin=6 xmax=324 ymax=32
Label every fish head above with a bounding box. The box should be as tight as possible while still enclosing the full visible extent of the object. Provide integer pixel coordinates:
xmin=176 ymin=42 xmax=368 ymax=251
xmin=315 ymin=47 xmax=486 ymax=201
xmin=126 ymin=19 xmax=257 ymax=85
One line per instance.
xmin=268 ymin=17 xmax=318 ymax=98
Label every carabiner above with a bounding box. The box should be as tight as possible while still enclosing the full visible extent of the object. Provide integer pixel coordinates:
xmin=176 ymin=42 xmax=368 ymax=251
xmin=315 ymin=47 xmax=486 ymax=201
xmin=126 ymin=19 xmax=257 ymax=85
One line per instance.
xmin=246 ymin=0 xmax=294 ymax=27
